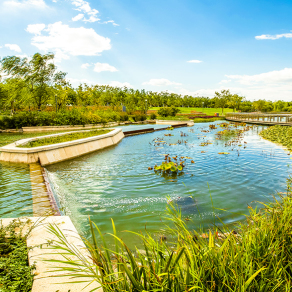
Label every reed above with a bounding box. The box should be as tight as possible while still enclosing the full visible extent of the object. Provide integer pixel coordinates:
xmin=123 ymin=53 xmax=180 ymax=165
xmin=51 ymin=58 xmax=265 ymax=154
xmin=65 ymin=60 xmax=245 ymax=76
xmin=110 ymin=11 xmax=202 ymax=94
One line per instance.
xmin=46 ymin=183 xmax=292 ymax=291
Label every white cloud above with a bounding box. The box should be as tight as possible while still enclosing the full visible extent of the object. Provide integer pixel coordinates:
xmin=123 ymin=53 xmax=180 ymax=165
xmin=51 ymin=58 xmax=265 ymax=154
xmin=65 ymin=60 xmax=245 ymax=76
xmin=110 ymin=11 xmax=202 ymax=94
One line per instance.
xmin=225 ymin=68 xmax=292 ymax=85
xmin=219 ymin=79 xmax=231 ymax=84
xmin=26 ymin=23 xmax=46 ymax=35
xmin=27 ymin=22 xmax=111 ymax=60
xmin=187 ymin=60 xmax=202 ymax=63
xmin=81 ymin=63 xmax=90 ymax=69
xmin=106 ymin=81 xmax=133 ymax=88
xmin=255 ymin=31 xmax=292 ymax=40
xmin=71 ymin=0 xmax=100 ymax=22
xmin=4 ymin=44 xmax=22 ymax=52
xmin=3 ymin=0 xmax=47 ymax=9
xmin=72 ymin=13 xmax=84 ymax=21
xmin=94 ymin=62 xmax=118 ymax=72
xmin=142 ymin=78 xmax=182 ymax=86
xmin=103 ymin=20 xmax=119 ymax=26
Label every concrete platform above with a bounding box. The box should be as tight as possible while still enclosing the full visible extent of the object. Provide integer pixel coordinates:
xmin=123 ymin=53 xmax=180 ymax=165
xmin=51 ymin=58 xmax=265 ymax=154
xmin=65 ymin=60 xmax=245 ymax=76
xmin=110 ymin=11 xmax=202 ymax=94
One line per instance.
xmin=0 ymin=128 xmax=124 ymax=166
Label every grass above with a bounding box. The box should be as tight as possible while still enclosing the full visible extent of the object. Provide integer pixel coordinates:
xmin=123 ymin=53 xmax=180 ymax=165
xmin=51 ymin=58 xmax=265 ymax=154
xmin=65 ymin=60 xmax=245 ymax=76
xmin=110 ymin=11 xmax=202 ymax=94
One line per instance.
xmin=0 ymin=219 xmax=35 ymax=292
xmin=46 ymin=183 xmax=292 ymax=291
xmin=260 ymin=125 xmax=292 ymax=151
xmin=156 ymin=116 xmax=225 ymax=122
xmin=17 ymin=129 xmax=111 ymax=148
xmin=149 ymin=107 xmax=236 ymax=115
xmin=0 ymin=130 xmax=86 ymax=148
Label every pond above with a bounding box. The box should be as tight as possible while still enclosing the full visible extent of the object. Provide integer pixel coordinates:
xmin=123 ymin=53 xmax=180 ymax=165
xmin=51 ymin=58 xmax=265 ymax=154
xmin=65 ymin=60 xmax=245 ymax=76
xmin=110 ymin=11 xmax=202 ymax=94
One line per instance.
xmin=44 ymin=121 xmax=291 ymax=247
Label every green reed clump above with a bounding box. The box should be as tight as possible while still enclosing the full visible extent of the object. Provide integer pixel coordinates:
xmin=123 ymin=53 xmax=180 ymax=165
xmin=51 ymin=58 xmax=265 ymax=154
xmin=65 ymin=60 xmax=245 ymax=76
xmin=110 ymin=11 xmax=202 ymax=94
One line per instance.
xmin=47 ymin=186 xmax=292 ymax=291
xmin=0 ymin=219 xmax=35 ymax=292
xmin=260 ymin=125 xmax=292 ymax=151
xmin=18 ymin=129 xmax=111 ymax=148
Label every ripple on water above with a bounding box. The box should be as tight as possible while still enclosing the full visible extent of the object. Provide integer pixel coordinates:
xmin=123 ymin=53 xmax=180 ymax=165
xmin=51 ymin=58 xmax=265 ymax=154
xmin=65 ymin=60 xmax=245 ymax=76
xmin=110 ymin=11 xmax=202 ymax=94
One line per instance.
xmin=46 ymin=122 xmax=292 ymax=245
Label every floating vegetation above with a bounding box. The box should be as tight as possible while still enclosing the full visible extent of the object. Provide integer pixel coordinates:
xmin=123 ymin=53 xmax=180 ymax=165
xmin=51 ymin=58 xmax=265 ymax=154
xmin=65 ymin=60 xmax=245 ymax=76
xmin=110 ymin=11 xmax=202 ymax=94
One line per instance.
xmin=188 ymin=128 xmax=195 ymax=133
xmin=220 ymin=122 xmax=229 ymax=128
xmin=166 ymin=126 xmax=174 ymax=130
xmin=199 ymin=142 xmax=212 ymax=146
xmin=164 ymin=133 xmax=173 ymax=136
xmin=180 ymin=131 xmax=188 ymax=137
xmin=260 ymin=125 xmax=292 ymax=151
xmin=209 ymin=124 xmax=217 ymax=129
xmin=218 ymin=152 xmax=230 ymax=155
xmin=153 ymin=154 xmax=185 ymax=177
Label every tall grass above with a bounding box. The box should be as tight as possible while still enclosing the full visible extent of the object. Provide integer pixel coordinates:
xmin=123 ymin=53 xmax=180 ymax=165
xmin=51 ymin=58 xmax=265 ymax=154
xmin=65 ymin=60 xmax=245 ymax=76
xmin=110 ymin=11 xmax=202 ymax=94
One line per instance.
xmin=47 ymin=183 xmax=292 ymax=291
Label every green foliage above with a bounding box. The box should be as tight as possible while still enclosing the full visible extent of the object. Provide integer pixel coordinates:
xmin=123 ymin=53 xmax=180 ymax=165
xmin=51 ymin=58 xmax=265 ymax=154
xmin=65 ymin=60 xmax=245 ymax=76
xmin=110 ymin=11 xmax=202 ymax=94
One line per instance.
xmin=0 ymin=219 xmax=35 ymax=292
xmin=0 ymin=109 xmax=126 ymax=129
xmin=47 ymin=188 xmax=292 ymax=291
xmin=150 ymin=113 xmax=157 ymax=120
xmin=131 ymin=113 xmax=147 ymax=122
xmin=260 ymin=125 xmax=292 ymax=150
xmin=157 ymin=107 xmax=180 ymax=117
xmin=18 ymin=129 xmax=111 ymax=148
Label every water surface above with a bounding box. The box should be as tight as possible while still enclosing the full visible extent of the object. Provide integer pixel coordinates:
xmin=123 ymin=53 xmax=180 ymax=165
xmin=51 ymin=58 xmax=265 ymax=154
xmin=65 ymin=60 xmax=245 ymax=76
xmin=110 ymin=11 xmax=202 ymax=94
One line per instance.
xmin=47 ymin=122 xmax=291 ymax=245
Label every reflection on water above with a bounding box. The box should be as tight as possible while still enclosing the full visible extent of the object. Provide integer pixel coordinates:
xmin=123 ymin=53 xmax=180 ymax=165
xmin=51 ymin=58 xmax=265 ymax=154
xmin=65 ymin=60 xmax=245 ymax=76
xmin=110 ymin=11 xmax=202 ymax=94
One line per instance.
xmin=46 ymin=122 xmax=291 ymax=246
xmin=0 ymin=162 xmax=33 ymax=217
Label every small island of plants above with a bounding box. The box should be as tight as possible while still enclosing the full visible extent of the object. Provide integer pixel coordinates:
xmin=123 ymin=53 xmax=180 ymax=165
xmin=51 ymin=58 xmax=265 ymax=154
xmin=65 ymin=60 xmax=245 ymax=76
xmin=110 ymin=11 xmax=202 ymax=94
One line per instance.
xmin=17 ymin=129 xmax=111 ymax=148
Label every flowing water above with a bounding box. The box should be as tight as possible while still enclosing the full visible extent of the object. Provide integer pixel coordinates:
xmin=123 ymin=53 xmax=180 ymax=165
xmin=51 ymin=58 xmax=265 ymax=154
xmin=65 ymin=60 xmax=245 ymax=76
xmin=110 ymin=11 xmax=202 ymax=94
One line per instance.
xmin=45 ymin=122 xmax=292 ymax=246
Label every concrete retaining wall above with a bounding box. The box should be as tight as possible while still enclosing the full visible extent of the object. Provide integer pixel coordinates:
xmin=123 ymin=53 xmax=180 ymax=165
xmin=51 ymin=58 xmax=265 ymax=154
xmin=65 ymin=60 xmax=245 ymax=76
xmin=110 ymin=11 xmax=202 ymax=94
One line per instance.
xmin=156 ymin=120 xmax=194 ymax=126
xmin=0 ymin=128 xmax=124 ymax=166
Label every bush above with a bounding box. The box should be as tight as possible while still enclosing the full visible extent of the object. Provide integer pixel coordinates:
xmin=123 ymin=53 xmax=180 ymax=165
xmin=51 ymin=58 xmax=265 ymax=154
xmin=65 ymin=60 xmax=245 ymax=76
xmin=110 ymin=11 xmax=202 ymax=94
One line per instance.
xmin=132 ymin=114 xmax=147 ymax=122
xmin=157 ymin=107 xmax=180 ymax=117
xmin=0 ymin=109 xmax=126 ymax=129
xmin=150 ymin=113 xmax=157 ymax=120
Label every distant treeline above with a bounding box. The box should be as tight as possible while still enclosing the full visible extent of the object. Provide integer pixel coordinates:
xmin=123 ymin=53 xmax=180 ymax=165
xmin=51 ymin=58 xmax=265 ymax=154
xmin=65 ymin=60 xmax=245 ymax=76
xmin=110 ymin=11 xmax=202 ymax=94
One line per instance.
xmin=0 ymin=53 xmax=291 ymax=114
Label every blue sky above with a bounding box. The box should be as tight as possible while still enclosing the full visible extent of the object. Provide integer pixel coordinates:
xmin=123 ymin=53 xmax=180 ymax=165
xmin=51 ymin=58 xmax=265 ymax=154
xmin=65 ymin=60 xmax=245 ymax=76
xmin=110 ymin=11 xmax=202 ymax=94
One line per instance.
xmin=0 ymin=0 xmax=292 ymax=101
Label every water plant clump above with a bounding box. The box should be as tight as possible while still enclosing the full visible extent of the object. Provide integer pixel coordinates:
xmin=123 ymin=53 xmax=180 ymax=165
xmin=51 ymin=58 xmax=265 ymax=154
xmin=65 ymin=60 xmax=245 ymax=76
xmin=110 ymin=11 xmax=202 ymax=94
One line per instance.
xmin=153 ymin=154 xmax=185 ymax=176
xmin=18 ymin=129 xmax=111 ymax=148
xmin=260 ymin=125 xmax=292 ymax=151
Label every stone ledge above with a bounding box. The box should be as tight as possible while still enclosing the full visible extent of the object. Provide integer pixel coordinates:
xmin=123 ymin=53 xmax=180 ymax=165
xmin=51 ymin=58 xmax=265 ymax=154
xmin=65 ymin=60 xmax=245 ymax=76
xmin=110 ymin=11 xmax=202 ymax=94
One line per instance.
xmin=0 ymin=128 xmax=124 ymax=165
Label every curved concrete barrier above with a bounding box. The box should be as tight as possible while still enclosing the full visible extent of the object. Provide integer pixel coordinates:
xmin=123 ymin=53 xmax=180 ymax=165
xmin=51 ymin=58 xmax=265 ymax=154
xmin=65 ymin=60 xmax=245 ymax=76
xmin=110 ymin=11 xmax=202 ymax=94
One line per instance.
xmin=0 ymin=128 xmax=124 ymax=166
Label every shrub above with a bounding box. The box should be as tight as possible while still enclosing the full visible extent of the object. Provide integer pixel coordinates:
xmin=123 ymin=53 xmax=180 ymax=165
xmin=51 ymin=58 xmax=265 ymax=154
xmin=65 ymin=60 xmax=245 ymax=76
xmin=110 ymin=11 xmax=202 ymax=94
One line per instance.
xmin=157 ymin=107 xmax=180 ymax=117
xmin=132 ymin=114 xmax=147 ymax=122
xmin=150 ymin=113 xmax=157 ymax=120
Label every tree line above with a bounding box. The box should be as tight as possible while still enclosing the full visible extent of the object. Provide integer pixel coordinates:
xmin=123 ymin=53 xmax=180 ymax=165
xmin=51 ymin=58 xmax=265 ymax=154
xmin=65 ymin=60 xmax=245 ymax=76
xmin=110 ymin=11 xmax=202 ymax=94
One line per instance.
xmin=0 ymin=53 xmax=291 ymax=114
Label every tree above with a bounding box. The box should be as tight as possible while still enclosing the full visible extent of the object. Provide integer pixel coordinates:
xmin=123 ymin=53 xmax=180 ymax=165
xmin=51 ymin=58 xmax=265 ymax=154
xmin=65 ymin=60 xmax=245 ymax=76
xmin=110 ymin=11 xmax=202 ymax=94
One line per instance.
xmin=0 ymin=53 xmax=67 ymax=109
xmin=229 ymin=94 xmax=244 ymax=112
xmin=214 ymin=89 xmax=231 ymax=114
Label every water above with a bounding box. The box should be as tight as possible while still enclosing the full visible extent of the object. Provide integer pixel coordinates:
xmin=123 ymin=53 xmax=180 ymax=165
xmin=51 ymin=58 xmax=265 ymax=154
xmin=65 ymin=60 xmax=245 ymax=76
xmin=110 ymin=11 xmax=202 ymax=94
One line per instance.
xmin=0 ymin=162 xmax=33 ymax=217
xmin=46 ymin=121 xmax=292 ymax=246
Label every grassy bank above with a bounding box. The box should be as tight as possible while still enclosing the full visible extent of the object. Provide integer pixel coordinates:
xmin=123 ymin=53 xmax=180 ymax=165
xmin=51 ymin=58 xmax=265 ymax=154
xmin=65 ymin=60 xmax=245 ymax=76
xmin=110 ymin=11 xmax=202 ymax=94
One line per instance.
xmin=150 ymin=107 xmax=236 ymax=115
xmin=0 ymin=219 xmax=35 ymax=292
xmin=48 ymin=187 xmax=292 ymax=291
xmin=17 ymin=129 xmax=111 ymax=148
xmin=260 ymin=125 xmax=292 ymax=151
xmin=157 ymin=116 xmax=225 ymax=122
xmin=0 ymin=130 xmax=83 ymax=148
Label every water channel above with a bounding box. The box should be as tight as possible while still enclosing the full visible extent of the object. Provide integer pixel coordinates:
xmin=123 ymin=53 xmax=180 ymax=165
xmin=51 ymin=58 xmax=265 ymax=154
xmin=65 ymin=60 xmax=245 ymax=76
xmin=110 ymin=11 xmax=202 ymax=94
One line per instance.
xmin=0 ymin=121 xmax=291 ymax=247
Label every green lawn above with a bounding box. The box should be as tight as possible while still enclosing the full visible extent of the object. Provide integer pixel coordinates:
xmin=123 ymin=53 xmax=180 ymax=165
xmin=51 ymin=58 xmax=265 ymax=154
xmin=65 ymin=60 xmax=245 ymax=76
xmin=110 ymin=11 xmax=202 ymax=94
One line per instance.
xmin=149 ymin=107 xmax=236 ymax=115
xmin=0 ymin=130 xmax=80 ymax=148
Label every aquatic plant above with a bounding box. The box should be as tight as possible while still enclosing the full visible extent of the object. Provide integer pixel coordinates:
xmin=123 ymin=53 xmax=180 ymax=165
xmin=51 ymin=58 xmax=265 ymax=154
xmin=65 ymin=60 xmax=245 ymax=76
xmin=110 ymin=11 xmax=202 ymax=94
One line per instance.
xmin=154 ymin=154 xmax=185 ymax=175
xmin=46 ymin=188 xmax=292 ymax=291
xmin=260 ymin=125 xmax=292 ymax=151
